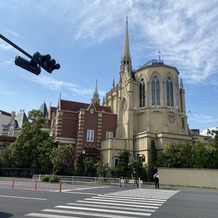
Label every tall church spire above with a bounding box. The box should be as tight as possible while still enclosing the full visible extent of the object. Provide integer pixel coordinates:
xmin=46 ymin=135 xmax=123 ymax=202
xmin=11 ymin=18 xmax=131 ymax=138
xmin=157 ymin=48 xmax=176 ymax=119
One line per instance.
xmin=120 ymin=17 xmax=132 ymax=78
xmin=92 ymin=80 xmax=100 ymax=106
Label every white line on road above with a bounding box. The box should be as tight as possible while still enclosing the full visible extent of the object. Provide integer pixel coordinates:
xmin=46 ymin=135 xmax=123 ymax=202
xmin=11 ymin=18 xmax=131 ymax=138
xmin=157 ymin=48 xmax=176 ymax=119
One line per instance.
xmin=83 ymin=197 xmax=162 ymax=206
xmin=44 ymin=208 xmax=151 ymax=217
xmin=0 ymin=194 xmax=47 ymax=201
xmin=25 ymin=212 xmax=80 ymax=218
xmin=77 ymin=199 xmax=159 ymax=209
xmin=56 ymin=205 xmax=151 ymax=216
xmin=67 ymin=202 xmax=156 ymax=212
xmin=63 ymin=191 xmax=99 ymax=195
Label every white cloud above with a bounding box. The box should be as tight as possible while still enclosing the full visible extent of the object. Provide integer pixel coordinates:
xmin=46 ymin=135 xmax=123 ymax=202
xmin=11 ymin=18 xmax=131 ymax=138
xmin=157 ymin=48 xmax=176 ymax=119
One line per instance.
xmin=0 ymin=42 xmax=13 ymax=51
xmin=201 ymin=127 xmax=218 ymax=136
xmin=27 ymin=75 xmax=105 ymax=97
xmin=1 ymin=0 xmax=217 ymax=85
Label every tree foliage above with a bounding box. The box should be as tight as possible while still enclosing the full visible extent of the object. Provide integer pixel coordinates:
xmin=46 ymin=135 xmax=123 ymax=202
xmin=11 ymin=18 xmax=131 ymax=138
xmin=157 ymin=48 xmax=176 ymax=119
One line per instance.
xmin=147 ymin=140 xmax=158 ymax=181
xmin=50 ymin=144 xmax=74 ymax=175
xmin=10 ymin=110 xmax=54 ymax=173
xmin=94 ymin=162 xmax=111 ymax=177
xmin=0 ymin=143 xmax=12 ymax=167
xmin=158 ymin=141 xmax=193 ymax=168
xmin=158 ymin=131 xmax=218 ymax=169
xmin=113 ymin=151 xmax=131 ymax=177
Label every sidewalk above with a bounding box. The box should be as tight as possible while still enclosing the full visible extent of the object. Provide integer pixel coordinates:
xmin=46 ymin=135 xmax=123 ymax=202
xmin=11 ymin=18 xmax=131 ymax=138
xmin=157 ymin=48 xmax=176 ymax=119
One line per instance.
xmin=122 ymin=181 xmax=218 ymax=192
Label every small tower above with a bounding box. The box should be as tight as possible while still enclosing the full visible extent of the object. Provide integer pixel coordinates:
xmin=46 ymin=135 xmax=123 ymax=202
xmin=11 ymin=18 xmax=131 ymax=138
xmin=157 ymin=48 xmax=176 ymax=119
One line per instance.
xmin=92 ymin=80 xmax=100 ymax=106
xmin=120 ymin=16 xmax=132 ymax=81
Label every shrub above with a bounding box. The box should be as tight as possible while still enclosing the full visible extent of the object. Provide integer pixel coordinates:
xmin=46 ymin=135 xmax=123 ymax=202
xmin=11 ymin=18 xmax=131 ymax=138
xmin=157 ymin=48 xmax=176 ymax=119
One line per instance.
xmin=42 ymin=175 xmax=50 ymax=182
xmin=49 ymin=175 xmax=60 ymax=183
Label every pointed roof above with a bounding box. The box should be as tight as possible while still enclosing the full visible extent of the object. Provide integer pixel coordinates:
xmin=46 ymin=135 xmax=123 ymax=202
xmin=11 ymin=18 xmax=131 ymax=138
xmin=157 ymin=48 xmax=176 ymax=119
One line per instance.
xmin=39 ymin=102 xmax=48 ymax=118
xmin=92 ymin=80 xmax=100 ymax=106
xmin=121 ymin=16 xmax=131 ymax=64
xmin=180 ymin=78 xmax=184 ymax=89
xmin=16 ymin=110 xmax=28 ymax=128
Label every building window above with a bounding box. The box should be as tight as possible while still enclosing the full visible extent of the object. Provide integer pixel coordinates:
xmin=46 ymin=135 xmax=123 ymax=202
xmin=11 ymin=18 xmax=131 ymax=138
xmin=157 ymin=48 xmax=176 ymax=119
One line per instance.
xmin=114 ymin=158 xmax=119 ymax=167
xmin=87 ymin=129 xmax=94 ymax=142
xmin=106 ymin=131 xmax=113 ymax=138
xmin=166 ymin=76 xmax=174 ymax=106
xmin=151 ymin=75 xmax=160 ymax=106
xmin=139 ymin=78 xmax=146 ymax=107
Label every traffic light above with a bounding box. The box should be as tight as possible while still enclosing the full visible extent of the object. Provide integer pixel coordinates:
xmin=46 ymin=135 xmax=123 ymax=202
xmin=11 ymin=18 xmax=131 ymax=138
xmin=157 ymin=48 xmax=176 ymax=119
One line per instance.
xmin=15 ymin=56 xmax=41 ymax=75
xmin=33 ymin=52 xmax=60 ymax=73
xmin=141 ymin=154 xmax=145 ymax=162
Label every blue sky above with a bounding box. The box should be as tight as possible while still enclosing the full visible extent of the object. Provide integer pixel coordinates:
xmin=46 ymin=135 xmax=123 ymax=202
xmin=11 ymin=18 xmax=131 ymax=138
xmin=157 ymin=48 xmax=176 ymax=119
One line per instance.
xmin=0 ymin=0 xmax=218 ymax=135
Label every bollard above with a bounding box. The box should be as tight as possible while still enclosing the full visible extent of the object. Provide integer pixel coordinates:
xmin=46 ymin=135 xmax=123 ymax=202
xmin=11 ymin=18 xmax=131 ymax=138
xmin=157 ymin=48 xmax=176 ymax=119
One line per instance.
xmin=59 ymin=182 xmax=62 ymax=192
xmin=12 ymin=178 xmax=14 ymax=189
xmin=34 ymin=179 xmax=38 ymax=191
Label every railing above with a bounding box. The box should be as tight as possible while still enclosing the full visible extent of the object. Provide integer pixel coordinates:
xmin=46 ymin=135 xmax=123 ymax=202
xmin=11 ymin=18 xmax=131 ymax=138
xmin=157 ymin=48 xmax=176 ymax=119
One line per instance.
xmin=32 ymin=174 xmax=121 ymax=186
xmin=140 ymin=59 xmax=164 ymax=69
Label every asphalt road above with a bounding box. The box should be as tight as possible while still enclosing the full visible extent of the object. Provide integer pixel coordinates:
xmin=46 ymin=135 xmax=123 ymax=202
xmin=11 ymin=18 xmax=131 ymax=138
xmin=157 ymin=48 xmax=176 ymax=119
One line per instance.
xmin=0 ymin=181 xmax=218 ymax=217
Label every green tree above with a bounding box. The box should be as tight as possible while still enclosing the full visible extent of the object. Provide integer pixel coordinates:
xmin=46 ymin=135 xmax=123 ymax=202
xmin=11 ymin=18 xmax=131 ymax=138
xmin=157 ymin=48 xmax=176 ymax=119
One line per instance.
xmin=207 ymin=128 xmax=218 ymax=147
xmin=10 ymin=110 xmax=54 ymax=173
xmin=50 ymin=144 xmax=74 ymax=175
xmin=94 ymin=162 xmax=111 ymax=177
xmin=128 ymin=156 xmax=137 ymax=174
xmin=113 ymin=151 xmax=131 ymax=177
xmin=0 ymin=142 xmax=13 ymax=167
xmin=75 ymin=154 xmax=85 ymax=176
xmin=148 ymin=140 xmax=158 ymax=181
xmin=158 ymin=141 xmax=193 ymax=168
xmin=193 ymin=141 xmax=208 ymax=168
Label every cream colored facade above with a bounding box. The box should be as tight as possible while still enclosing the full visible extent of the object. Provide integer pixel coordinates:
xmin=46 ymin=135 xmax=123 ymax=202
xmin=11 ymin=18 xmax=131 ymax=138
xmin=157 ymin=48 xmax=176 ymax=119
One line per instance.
xmin=101 ymin=19 xmax=193 ymax=168
xmin=0 ymin=110 xmax=11 ymax=135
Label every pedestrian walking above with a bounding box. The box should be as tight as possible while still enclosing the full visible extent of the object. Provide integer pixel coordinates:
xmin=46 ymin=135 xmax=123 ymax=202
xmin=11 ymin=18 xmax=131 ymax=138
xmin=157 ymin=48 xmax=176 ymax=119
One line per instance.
xmin=153 ymin=170 xmax=159 ymax=189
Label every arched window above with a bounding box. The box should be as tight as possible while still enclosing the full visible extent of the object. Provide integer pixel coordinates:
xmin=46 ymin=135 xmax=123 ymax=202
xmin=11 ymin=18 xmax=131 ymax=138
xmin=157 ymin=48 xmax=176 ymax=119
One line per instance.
xmin=166 ymin=76 xmax=174 ymax=106
xmin=139 ymin=78 xmax=146 ymax=107
xmin=151 ymin=75 xmax=160 ymax=106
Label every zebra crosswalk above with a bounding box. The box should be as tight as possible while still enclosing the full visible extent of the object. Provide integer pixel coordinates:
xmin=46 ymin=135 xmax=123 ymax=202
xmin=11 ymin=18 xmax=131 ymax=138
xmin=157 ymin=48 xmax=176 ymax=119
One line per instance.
xmin=25 ymin=189 xmax=179 ymax=217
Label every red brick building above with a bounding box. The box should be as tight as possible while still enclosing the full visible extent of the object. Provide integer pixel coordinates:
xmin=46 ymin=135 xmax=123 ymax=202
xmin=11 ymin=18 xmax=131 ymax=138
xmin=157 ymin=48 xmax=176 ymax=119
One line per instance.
xmin=47 ymin=83 xmax=117 ymax=164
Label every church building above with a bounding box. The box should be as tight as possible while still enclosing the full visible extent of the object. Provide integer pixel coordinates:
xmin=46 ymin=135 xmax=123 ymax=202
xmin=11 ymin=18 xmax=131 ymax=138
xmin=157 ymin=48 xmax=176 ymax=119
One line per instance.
xmin=47 ymin=18 xmax=194 ymax=169
xmin=101 ymin=18 xmax=192 ymax=168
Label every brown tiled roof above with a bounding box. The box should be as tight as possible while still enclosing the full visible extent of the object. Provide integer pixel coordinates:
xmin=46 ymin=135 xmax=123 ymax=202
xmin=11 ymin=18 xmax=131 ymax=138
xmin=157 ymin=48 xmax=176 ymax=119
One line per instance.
xmin=60 ymin=100 xmax=112 ymax=113
xmin=49 ymin=106 xmax=57 ymax=117
xmin=60 ymin=100 xmax=89 ymax=111
xmin=95 ymin=105 xmax=111 ymax=113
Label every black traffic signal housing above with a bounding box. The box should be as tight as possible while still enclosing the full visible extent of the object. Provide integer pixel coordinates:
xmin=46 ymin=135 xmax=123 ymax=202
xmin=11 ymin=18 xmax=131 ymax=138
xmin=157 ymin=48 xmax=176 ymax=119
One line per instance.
xmin=33 ymin=52 xmax=60 ymax=73
xmin=15 ymin=56 xmax=41 ymax=75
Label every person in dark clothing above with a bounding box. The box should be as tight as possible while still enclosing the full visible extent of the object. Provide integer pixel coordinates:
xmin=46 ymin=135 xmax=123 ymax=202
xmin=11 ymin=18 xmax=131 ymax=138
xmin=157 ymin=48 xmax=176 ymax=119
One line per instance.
xmin=153 ymin=170 xmax=159 ymax=189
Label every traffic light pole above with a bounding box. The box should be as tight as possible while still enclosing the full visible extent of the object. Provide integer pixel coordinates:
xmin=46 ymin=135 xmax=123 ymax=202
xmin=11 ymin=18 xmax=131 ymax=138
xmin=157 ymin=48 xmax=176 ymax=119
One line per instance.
xmin=1 ymin=34 xmax=60 ymax=74
xmin=136 ymin=153 xmax=139 ymax=188
xmin=0 ymin=34 xmax=33 ymax=59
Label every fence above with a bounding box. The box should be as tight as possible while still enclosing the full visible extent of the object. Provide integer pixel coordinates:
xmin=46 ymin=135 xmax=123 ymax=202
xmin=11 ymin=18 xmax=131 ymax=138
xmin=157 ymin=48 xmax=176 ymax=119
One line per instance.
xmin=32 ymin=174 xmax=121 ymax=186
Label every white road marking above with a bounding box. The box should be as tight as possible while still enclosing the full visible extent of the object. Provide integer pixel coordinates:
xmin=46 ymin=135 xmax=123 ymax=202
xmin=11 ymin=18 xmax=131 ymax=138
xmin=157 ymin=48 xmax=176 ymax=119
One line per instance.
xmin=0 ymin=194 xmax=47 ymax=201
